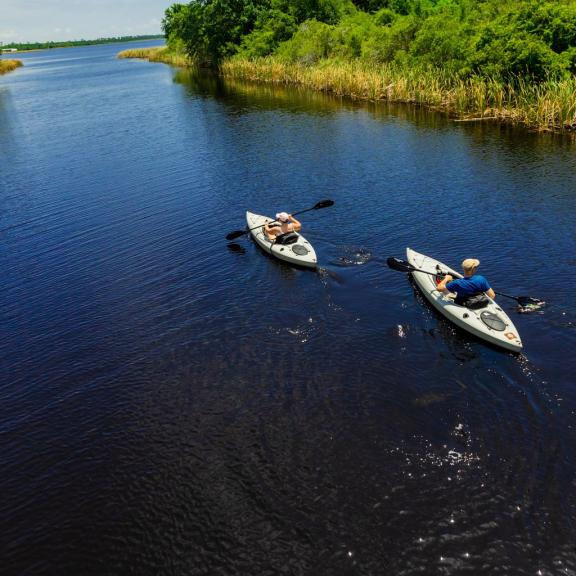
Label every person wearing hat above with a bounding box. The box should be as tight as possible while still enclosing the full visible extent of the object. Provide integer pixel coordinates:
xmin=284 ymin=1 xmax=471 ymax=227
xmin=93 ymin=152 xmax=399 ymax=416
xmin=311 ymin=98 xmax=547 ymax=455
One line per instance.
xmin=437 ymin=258 xmax=495 ymax=304
xmin=264 ymin=212 xmax=302 ymax=242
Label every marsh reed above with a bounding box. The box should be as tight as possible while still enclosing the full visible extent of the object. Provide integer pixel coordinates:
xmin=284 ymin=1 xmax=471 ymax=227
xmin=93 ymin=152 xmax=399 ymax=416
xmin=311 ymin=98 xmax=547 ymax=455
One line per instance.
xmin=117 ymin=47 xmax=190 ymax=68
xmin=0 ymin=60 xmax=23 ymax=75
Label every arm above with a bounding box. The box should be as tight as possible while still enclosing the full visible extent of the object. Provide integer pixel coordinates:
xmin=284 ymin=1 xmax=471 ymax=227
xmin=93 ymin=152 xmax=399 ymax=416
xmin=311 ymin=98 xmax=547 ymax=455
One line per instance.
xmin=479 ymin=276 xmax=495 ymax=299
xmin=436 ymin=274 xmax=453 ymax=293
xmin=264 ymin=221 xmax=279 ymax=240
xmin=288 ymin=215 xmax=302 ymax=231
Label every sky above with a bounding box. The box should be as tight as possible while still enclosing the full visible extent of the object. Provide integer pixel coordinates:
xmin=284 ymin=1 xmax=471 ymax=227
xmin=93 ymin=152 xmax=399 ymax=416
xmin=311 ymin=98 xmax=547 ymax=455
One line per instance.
xmin=0 ymin=0 xmax=175 ymax=44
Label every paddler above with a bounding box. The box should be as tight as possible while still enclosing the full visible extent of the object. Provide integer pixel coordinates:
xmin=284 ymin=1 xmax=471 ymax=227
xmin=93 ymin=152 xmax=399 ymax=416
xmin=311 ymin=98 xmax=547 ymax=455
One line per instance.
xmin=264 ymin=212 xmax=302 ymax=242
xmin=437 ymin=258 xmax=496 ymax=305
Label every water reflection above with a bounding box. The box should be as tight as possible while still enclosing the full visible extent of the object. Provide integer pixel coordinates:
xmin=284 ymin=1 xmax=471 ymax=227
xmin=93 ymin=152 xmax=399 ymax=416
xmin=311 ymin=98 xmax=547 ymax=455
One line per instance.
xmin=173 ymin=68 xmax=576 ymax=148
xmin=175 ymin=67 xmax=462 ymax=129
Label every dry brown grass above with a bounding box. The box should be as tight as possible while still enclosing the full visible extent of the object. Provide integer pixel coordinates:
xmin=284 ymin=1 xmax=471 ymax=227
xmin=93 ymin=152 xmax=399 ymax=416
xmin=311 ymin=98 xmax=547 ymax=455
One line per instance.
xmin=0 ymin=59 xmax=23 ymax=75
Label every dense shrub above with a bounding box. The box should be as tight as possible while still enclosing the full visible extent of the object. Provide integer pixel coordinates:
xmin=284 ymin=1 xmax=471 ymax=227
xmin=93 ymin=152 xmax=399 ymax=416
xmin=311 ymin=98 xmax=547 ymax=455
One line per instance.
xmin=238 ymin=10 xmax=298 ymax=57
xmin=164 ymin=0 xmax=576 ymax=80
xmin=361 ymin=14 xmax=419 ymax=63
xmin=275 ymin=20 xmax=336 ymax=64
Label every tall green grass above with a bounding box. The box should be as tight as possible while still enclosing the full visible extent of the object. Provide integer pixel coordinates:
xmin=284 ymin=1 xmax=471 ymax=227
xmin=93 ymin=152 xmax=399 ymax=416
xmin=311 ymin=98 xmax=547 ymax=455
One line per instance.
xmin=0 ymin=60 xmax=23 ymax=75
xmin=117 ymin=47 xmax=190 ymax=68
xmin=221 ymin=57 xmax=576 ymax=132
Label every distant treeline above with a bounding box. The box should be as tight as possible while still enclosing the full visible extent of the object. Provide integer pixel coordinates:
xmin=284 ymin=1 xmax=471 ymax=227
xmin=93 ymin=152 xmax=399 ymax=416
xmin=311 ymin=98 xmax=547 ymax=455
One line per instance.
xmin=162 ymin=0 xmax=576 ymax=81
xmin=3 ymin=35 xmax=164 ymax=51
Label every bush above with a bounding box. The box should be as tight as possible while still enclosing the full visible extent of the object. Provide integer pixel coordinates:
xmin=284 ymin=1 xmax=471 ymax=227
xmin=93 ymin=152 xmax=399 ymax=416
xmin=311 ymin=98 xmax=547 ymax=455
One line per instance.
xmin=361 ymin=13 xmax=419 ymax=63
xmin=275 ymin=19 xmax=336 ymax=63
xmin=239 ymin=10 xmax=298 ymax=57
xmin=517 ymin=2 xmax=576 ymax=53
xmin=409 ymin=7 xmax=474 ymax=75
xmin=471 ymin=25 xmax=567 ymax=81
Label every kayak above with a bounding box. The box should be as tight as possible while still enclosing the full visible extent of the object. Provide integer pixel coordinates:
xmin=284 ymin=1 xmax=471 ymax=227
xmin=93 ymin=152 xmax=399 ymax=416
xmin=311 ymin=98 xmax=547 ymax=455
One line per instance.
xmin=406 ymin=247 xmax=523 ymax=352
xmin=246 ymin=211 xmax=317 ymax=268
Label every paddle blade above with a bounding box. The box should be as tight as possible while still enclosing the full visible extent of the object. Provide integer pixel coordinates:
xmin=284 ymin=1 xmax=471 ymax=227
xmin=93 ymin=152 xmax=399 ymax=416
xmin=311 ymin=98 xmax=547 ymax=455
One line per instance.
xmin=226 ymin=230 xmax=247 ymax=241
xmin=386 ymin=257 xmax=415 ymax=273
xmin=517 ymin=296 xmax=545 ymax=308
xmin=313 ymin=199 xmax=334 ymax=210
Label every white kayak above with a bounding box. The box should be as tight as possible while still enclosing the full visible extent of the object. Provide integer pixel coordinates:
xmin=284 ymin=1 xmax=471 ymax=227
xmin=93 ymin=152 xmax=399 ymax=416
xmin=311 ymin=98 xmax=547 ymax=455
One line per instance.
xmin=407 ymin=247 xmax=523 ymax=352
xmin=246 ymin=211 xmax=317 ymax=268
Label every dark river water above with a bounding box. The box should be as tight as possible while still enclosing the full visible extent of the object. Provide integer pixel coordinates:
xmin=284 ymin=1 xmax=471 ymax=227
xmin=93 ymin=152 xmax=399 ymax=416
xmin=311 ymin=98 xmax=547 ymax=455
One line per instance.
xmin=1 ymin=40 xmax=575 ymax=576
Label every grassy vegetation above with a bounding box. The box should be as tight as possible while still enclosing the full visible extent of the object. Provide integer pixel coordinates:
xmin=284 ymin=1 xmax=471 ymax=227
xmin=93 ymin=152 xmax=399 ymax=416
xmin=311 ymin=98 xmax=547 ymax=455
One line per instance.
xmin=0 ymin=60 xmax=23 ymax=75
xmin=157 ymin=0 xmax=576 ymax=132
xmin=221 ymin=57 xmax=576 ymax=130
xmin=117 ymin=47 xmax=190 ymax=67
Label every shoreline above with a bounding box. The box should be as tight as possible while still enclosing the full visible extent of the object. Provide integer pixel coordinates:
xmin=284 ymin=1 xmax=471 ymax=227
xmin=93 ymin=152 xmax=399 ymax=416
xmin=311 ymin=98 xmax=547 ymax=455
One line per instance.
xmin=0 ymin=60 xmax=23 ymax=75
xmin=117 ymin=48 xmax=576 ymax=134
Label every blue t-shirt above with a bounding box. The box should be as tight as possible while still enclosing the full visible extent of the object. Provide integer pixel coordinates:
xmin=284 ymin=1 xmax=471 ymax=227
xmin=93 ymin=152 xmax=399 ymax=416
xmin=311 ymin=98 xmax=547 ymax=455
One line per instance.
xmin=446 ymin=275 xmax=491 ymax=298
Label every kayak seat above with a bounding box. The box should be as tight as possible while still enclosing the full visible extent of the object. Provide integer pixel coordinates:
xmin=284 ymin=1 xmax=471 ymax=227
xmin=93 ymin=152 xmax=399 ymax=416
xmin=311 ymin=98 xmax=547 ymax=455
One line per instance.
xmin=275 ymin=232 xmax=299 ymax=245
xmin=457 ymin=293 xmax=490 ymax=310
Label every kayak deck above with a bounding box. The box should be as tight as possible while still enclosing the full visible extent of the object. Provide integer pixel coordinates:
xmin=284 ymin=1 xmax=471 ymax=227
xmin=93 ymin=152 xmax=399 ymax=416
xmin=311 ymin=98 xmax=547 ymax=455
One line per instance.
xmin=406 ymin=248 xmax=523 ymax=352
xmin=246 ymin=211 xmax=317 ymax=268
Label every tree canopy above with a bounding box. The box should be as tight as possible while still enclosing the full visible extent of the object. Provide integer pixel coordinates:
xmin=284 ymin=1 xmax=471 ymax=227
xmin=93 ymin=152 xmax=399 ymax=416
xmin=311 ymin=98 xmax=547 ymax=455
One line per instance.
xmin=162 ymin=0 xmax=576 ymax=80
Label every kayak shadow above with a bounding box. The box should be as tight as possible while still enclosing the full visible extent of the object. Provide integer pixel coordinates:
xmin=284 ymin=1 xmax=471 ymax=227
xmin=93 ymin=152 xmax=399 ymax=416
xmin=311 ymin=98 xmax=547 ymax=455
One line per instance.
xmin=408 ymin=276 xmax=519 ymax=358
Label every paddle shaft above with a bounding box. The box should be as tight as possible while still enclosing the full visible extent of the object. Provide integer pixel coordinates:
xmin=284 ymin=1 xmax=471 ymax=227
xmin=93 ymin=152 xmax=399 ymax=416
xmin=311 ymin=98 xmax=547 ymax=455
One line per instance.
xmin=397 ymin=262 xmax=525 ymax=304
xmin=245 ymin=205 xmax=319 ymax=235
xmin=226 ymin=200 xmax=334 ymax=241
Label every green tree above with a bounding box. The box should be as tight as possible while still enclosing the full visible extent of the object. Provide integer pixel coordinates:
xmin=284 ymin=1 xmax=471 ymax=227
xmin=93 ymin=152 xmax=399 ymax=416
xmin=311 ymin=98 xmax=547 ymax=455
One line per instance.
xmin=239 ymin=9 xmax=298 ymax=57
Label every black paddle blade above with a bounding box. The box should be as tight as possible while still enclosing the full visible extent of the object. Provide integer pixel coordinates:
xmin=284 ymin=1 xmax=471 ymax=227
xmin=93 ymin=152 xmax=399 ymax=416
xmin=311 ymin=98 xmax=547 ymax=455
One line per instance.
xmin=386 ymin=257 xmax=415 ymax=273
xmin=314 ymin=199 xmax=334 ymax=209
xmin=226 ymin=230 xmax=247 ymax=241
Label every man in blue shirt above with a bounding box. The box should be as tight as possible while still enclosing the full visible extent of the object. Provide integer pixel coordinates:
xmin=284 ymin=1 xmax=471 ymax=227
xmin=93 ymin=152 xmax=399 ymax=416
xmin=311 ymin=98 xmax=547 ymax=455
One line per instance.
xmin=437 ymin=258 xmax=495 ymax=304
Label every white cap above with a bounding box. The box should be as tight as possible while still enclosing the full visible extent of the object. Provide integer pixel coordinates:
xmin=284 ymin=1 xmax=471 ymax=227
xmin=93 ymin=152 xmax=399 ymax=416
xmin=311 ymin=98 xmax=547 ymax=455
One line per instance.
xmin=276 ymin=212 xmax=290 ymax=222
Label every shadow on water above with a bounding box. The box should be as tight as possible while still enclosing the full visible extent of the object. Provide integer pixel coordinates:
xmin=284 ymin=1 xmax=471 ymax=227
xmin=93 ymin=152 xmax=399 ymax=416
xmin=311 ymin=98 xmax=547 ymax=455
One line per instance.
xmin=174 ymin=68 xmax=456 ymax=128
xmin=173 ymin=68 xmax=576 ymax=148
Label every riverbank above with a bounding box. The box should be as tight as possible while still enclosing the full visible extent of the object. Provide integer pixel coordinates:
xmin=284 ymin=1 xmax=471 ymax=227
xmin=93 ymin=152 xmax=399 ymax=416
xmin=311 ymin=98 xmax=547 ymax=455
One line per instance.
xmin=117 ymin=48 xmax=576 ymax=132
xmin=0 ymin=60 xmax=23 ymax=75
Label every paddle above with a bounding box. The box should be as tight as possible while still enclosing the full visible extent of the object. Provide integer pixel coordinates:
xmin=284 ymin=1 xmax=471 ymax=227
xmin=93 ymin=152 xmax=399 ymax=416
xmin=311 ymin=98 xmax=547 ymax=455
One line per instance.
xmin=225 ymin=199 xmax=334 ymax=241
xmin=386 ymin=257 xmax=543 ymax=308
